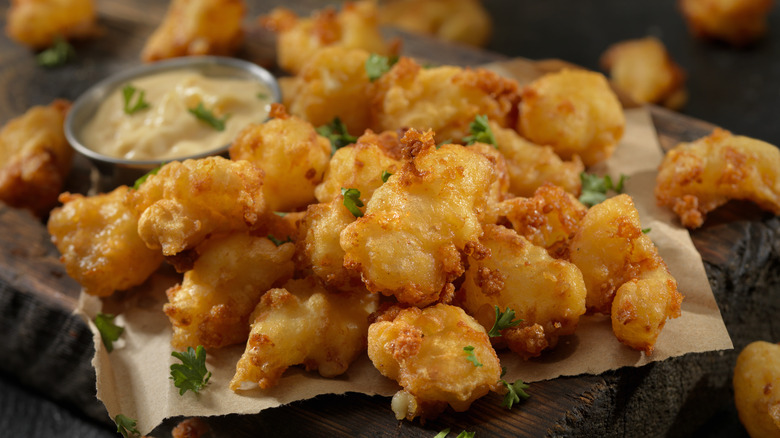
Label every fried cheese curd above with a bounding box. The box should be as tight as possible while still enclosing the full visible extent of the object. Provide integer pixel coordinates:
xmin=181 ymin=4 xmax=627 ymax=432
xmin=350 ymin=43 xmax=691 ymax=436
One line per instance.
xmin=518 ymin=68 xmax=625 ymax=167
xmin=369 ymin=57 xmax=521 ymax=145
xmin=340 ymin=129 xmax=496 ymax=307
xmin=230 ymin=276 xmax=378 ymax=391
xmin=499 ymin=183 xmax=588 ymax=259
xmin=296 ymin=199 xmax=361 ymax=289
xmin=490 ymin=120 xmax=583 ymax=197
xmin=141 ymin=0 xmax=245 ymax=62
xmin=378 ymin=0 xmax=492 ymax=47
xmin=260 ymin=1 xmax=396 ymax=75
xmin=600 ymin=36 xmax=688 ymax=110
xmin=229 ymin=104 xmax=331 ymax=213
xmin=569 ymin=195 xmax=683 ymax=354
xmin=655 ymin=128 xmax=780 ymax=229
xmin=164 ymin=233 xmax=295 ymax=350
xmin=733 ymin=341 xmax=780 ymax=438
xmin=0 ymin=99 xmax=73 ymax=217
xmin=281 ymin=46 xmax=374 ymax=137
xmin=5 ymin=0 xmax=96 ymax=49
xmin=459 ymin=224 xmax=587 ymax=359
xmin=129 ymin=156 xmax=266 ymax=257
xmin=680 ymin=0 xmax=774 ymax=46
xmin=48 ymin=186 xmax=164 ymax=297
xmin=314 ymin=129 xmax=403 ymax=203
xmin=367 ymin=303 xmax=501 ymax=420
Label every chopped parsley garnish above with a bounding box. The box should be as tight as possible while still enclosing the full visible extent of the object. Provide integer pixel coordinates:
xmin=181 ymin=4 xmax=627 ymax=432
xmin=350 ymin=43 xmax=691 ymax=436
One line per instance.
xmin=268 ymin=234 xmax=292 ymax=246
xmin=641 ymin=227 xmax=651 ymax=234
xmin=273 ymin=211 xmax=288 ymax=217
xmin=488 ymin=306 xmax=523 ymax=337
xmin=365 ymin=53 xmax=398 ymax=81
xmin=341 ymin=187 xmax=364 ymax=217
xmin=578 ymin=172 xmax=628 ymax=207
xmin=317 ymin=117 xmax=357 ymax=154
xmin=115 ymin=414 xmax=140 ymax=438
xmin=122 ymin=84 xmax=151 ymax=115
xmin=462 ymin=114 xmax=497 ymax=148
xmin=435 ymin=430 xmax=476 ymax=438
xmin=95 ymin=312 xmax=124 ymax=353
xmin=132 ymin=162 xmax=164 ymax=190
xmin=381 ymin=170 xmax=392 ymax=183
xmin=463 ymin=345 xmax=483 ymax=367
xmin=257 ymin=92 xmax=268 ymax=99
xmin=188 ymin=102 xmax=228 ymax=131
xmin=36 ymin=36 xmax=75 ymax=68
xmin=170 ymin=345 xmax=212 ymax=395
xmin=499 ymin=367 xmax=530 ymax=409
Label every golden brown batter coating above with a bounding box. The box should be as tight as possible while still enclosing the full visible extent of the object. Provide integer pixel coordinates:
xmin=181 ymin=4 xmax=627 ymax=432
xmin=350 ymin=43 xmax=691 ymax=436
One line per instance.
xmin=141 ymin=0 xmax=245 ymax=62
xmin=491 ymin=120 xmax=583 ymax=197
xmin=601 ymin=36 xmax=687 ymax=110
xmin=314 ymin=129 xmax=403 ymax=204
xmin=459 ymin=224 xmax=587 ymax=359
xmin=680 ymin=0 xmax=774 ymax=46
xmin=260 ymin=1 xmax=396 ymax=75
xmin=229 ymin=104 xmax=331 ymax=213
xmin=48 ymin=186 xmax=163 ymax=297
xmin=569 ymin=194 xmax=682 ymax=354
xmin=340 ymin=129 xmax=496 ymax=307
xmin=500 ymin=183 xmax=588 ymax=259
xmin=733 ymin=341 xmax=780 ymax=438
xmin=655 ymin=128 xmax=780 ymax=229
xmin=0 ymin=99 xmax=73 ymax=217
xmin=281 ymin=46 xmax=374 ymax=137
xmin=5 ymin=0 xmax=96 ymax=49
xmin=164 ymin=233 xmax=295 ymax=350
xmin=230 ymin=276 xmax=378 ymax=390
xmin=369 ymin=57 xmax=521 ymax=145
xmin=129 ymin=156 xmax=266 ymax=256
xmin=367 ymin=303 xmax=501 ymax=420
xmin=378 ymin=0 xmax=492 ymax=47
xmin=518 ymin=68 xmax=625 ymax=167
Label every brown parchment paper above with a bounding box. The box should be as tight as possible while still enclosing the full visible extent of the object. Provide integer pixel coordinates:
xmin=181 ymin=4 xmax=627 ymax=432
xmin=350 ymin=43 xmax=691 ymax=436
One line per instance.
xmin=76 ymin=59 xmax=733 ymax=435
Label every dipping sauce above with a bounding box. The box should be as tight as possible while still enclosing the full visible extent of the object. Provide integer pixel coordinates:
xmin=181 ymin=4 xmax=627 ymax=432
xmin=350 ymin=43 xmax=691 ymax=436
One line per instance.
xmin=82 ymin=70 xmax=273 ymax=160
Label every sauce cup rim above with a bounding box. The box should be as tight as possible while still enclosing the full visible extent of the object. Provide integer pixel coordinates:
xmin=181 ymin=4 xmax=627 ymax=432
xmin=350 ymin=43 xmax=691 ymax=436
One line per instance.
xmin=65 ymin=55 xmax=281 ymax=170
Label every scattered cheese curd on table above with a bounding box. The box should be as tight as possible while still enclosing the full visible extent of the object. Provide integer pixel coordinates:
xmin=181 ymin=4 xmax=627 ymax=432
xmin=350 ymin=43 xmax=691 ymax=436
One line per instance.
xmin=378 ymin=0 xmax=492 ymax=47
xmin=141 ymin=0 xmax=245 ymax=62
xmin=680 ymin=0 xmax=775 ymax=46
xmin=5 ymin=0 xmax=96 ymax=49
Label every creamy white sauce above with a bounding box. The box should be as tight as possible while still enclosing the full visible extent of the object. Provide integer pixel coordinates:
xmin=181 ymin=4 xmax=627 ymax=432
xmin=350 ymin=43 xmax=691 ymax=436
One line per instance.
xmin=82 ymin=70 xmax=273 ymax=160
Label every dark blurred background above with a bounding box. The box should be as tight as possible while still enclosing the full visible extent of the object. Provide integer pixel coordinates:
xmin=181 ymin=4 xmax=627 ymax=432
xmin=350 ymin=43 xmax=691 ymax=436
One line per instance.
xmin=482 ymin=0 xmax=780 ymax=147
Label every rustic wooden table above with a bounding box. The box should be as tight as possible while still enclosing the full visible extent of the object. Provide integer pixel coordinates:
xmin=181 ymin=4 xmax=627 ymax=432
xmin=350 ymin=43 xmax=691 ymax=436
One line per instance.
xmin=1 ymin=1 xmax=778 ymax=437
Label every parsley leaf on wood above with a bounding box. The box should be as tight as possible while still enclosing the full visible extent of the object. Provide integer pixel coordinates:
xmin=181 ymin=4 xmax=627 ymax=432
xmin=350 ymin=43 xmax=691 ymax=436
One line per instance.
xmin=341 ymin=187 xmax=364 ymax=217
xmin=463 ymin=345 xmax=483 ymax=367
xmin=456 ymin=432 xmax=476 ymax=438
xmin=488 ymin=306 xmax=523 ymax=337
xmin=170 ymin=345 xmax=212 ymax=395
xmin=115 ymin=414 xmax=140 ymax=438
xmin=498 ymin=367 xmax=530 ymax=409
xmin=95 ymin=312 xmax=124 ymax=353
xmin=122 ymin=84 xmax=151 ymax=115
xmin=462 ymin=114 xmax=497 ymax=147
xmin=434 ymin=429 xmax=451 ymax=438
xmin=36 ymin=37 xmax=75 ymax=68
xmin=317 ymin=117 xmax=357 ymax=154
xmin=578 ymin=172 xmax=628 ymax=207
xmin=188 ymin=102 xmax=228 ymax=131
xmin=365 ymin=53 xmax=399 ymax=81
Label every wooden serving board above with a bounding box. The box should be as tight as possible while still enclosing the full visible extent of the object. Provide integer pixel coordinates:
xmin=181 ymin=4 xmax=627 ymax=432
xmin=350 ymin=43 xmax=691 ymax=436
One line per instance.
xmin=0 ymin=1 xmax=778 ymax=437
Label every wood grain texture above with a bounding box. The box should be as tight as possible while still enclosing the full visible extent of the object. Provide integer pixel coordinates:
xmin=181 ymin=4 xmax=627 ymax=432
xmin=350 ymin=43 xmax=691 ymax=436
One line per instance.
xmin=0 ymin=1 xmax=778 ymax=437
